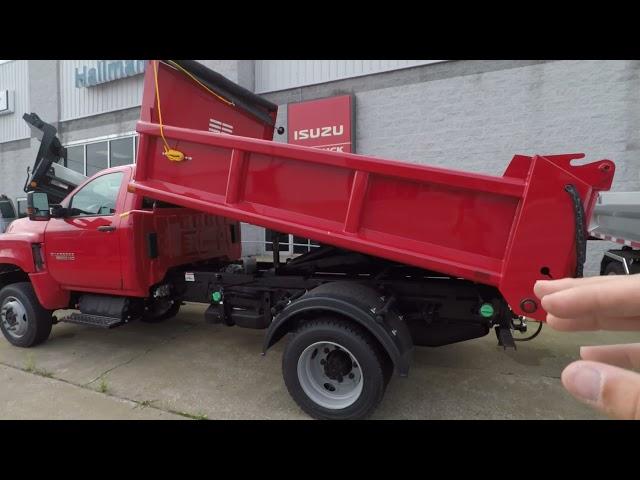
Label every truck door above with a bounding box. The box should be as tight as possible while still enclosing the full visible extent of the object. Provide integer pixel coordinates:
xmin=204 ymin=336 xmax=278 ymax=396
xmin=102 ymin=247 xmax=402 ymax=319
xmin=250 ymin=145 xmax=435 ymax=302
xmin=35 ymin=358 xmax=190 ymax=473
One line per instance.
xmin=45 ymin=170 xmax=126 ymax=291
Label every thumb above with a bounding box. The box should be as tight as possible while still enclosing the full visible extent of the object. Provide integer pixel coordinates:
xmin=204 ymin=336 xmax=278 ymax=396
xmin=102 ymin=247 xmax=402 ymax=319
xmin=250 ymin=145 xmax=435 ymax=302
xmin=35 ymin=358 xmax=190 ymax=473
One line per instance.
xmin=562 ymin=360 xmax=640 ymax=419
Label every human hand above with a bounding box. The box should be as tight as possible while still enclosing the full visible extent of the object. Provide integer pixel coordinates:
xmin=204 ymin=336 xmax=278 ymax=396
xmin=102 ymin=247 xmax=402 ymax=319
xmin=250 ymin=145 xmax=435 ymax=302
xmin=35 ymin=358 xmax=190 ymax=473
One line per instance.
xmin=534 ymin=275 xmax=640 ymax=419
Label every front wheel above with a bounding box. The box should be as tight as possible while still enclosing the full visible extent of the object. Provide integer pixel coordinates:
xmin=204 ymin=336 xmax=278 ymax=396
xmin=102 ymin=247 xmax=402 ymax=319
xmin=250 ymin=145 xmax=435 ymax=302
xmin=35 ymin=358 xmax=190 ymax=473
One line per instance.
xmin=141 ymin=299 xmax=181 ymax=323
xmin=282 ymin=318 xmax=389 ymax=420
xmin=0 ymin=282 xmax=53 ymax=347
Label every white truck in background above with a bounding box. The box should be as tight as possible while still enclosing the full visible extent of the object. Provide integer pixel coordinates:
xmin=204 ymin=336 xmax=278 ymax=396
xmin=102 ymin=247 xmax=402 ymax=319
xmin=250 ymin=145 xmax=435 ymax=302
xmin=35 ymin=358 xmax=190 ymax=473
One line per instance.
xmin=0 ymin=195 xmax=23 ymax=233
xmin=589 ymin=192 xmax=640 ymax=275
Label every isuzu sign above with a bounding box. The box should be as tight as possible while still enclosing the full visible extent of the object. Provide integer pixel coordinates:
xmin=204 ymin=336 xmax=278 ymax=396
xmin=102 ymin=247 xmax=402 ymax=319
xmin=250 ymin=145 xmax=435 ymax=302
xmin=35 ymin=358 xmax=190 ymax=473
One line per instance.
xmin=288 ymin=95 xmax=354 ymax=153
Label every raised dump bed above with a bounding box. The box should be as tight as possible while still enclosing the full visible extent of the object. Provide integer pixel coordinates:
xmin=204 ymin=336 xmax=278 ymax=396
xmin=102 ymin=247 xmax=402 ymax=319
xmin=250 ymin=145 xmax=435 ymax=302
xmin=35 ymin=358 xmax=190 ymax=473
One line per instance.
xmin=131 ymin=60 xmax=616 ymax=322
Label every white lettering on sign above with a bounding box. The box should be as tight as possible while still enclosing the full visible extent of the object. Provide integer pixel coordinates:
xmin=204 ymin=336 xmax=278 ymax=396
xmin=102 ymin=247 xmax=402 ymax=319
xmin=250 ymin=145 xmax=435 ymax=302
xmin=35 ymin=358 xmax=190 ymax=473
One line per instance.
xmin=75 ymin=60 xmax=146 ymax=88
xmin=294 ymin=125 xmax=344 ymax=141
xmin=302 ymin=142 xmax=350 ymax=153
xmin=318 ymin=146 xmax=345 ymax=152
xmin=185 ymin=272 xmax=195 ymax=282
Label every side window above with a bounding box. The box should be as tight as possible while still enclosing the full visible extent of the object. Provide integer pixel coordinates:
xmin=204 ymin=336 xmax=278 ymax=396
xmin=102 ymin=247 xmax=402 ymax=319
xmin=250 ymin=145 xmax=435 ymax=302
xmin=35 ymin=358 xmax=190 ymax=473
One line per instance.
xmin=69 ymin=172 xmax=124 ymax=217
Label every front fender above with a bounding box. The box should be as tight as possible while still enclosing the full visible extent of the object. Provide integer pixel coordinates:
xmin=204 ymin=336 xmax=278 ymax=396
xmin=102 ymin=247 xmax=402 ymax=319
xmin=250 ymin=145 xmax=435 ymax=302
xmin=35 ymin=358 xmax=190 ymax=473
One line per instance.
xmin=0 ymin=235 xmax=38 ymax=273
xmin=0 ymin=231 xmax=70 ymax=310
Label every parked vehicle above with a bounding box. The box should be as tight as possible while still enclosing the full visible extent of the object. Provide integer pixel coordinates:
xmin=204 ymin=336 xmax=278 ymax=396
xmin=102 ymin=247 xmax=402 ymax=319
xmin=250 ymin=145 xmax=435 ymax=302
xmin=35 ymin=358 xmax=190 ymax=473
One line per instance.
xmin=589 ymin=192 xmax=640 ymax=275
xmin=0 ymin=60 xmax=616 ymax=419
xmin=0 ymin=195 xmax=19 ymax=234
xmin=22 ymin=112 xmax=86 ymax=204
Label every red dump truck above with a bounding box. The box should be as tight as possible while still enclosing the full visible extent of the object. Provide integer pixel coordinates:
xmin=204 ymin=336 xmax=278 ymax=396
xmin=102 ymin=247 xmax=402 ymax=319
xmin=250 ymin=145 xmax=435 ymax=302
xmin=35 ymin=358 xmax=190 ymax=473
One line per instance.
xmin=0 ymin=60 xmax=616 ymax=419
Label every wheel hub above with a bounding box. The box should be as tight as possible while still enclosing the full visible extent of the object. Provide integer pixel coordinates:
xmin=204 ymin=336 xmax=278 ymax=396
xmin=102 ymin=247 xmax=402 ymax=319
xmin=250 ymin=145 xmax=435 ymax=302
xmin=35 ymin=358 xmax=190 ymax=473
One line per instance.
xmin=1 ymin=297 xmax=28 ymax=339
xmin=324 ymin=349 xmax=353 ymax=382
xmin=297 ymin=341 xmax=363 ymax=410
xmin=5 ymin=308 xmax=17 ymax=326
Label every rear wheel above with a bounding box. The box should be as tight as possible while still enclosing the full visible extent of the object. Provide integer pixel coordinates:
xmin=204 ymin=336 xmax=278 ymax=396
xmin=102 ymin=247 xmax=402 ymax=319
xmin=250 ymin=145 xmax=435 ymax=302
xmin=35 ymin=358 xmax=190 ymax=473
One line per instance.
xmin=604 ymin=261 xmax=626 ymax=275
xmin=282 ymin=318 xmax=388 ymax=420
xmin=0 ymin=282 xmax=52 ymax=347
xmin=603 ymin=257 xmax=640 ymax=275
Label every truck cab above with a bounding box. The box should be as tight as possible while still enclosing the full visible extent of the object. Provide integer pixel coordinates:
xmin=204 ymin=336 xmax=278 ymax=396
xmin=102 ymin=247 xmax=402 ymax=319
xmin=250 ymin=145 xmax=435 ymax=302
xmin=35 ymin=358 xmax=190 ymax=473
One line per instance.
xmin=1 ymin=164 xmax=241 ymax=337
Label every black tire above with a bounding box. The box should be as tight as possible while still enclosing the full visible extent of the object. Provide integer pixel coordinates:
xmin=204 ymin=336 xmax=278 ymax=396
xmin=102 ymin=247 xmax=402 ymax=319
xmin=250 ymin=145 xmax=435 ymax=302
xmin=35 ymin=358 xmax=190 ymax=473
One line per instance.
xmin=282 ymin=317 xmax=388 ymax=420
xmin=604 ymin=261 xmax=626 ymax=275
xmin=141 ymin=299 xmax=181 ymax=323
xmin=0 ymin=282 xmax=52 ymax=348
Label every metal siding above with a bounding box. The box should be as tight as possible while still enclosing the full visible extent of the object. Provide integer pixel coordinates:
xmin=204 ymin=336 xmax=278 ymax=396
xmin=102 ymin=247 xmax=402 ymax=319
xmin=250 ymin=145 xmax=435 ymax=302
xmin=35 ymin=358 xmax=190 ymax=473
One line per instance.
xmin=59 ymin=60 xmax=145 ymax=121
xmin=0 ymin=60 xmax=30 ymax=143
xmin=255 ymin=60 xmax=445 ymax=93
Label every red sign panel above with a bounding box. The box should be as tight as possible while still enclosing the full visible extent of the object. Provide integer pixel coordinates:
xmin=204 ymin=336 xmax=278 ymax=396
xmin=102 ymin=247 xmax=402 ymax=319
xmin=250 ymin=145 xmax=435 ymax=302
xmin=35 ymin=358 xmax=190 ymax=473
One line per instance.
xmin=287 ymin=95 xmax=354 ymax=153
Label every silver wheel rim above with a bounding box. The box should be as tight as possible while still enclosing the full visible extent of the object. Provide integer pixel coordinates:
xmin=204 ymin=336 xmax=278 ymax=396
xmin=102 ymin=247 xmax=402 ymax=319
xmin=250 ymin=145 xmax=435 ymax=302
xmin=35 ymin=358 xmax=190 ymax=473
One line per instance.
xmin=297 ymin=341 xmax=363 ymax=410
xmin=1 ymin=296 xmax=28 ymax=339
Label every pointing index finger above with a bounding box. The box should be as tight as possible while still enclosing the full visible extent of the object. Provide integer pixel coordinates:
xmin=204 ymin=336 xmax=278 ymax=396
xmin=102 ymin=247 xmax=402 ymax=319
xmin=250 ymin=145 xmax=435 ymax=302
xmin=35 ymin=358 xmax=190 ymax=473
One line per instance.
xmin=541 ymin=275 xmax=640 ymax=323
xmin=534 ymin=275 xmax=631 ymax=299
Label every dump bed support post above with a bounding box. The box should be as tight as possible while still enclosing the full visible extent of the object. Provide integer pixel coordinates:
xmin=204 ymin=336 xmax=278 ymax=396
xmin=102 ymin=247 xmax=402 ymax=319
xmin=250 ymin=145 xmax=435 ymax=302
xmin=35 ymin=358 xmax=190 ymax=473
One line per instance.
xmin=272 ymin=232 xmax=280 ymax=269
xmin=344 ymin=171 xmax=370 ymax=234
xmin=226 ymin=149 xmax=247 ymax=205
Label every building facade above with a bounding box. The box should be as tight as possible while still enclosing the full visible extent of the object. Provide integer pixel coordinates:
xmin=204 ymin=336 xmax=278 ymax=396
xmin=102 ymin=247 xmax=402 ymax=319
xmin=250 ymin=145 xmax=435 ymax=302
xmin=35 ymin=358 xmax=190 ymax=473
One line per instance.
xmin=1 ymin=59 xmax=638 ymax=274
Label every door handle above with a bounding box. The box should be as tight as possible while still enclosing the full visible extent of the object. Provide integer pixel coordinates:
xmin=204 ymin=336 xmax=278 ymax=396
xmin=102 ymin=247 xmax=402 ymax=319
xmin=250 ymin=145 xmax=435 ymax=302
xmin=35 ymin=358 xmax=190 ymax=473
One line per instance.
xmin=97 ymin=225 xmax=116 ymax=232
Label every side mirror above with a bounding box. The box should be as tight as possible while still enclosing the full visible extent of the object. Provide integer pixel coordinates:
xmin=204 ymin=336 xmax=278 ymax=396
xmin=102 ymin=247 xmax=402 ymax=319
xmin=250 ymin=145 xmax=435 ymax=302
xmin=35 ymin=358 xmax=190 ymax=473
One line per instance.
xmin=27 ymin=191 xmax=50 ymax=221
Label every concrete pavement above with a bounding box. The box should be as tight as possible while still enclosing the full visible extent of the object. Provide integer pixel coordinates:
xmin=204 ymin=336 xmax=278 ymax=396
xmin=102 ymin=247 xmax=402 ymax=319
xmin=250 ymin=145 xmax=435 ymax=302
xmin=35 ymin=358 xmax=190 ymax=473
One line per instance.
xmin=1 ymin=302 xmax=639 ymax=420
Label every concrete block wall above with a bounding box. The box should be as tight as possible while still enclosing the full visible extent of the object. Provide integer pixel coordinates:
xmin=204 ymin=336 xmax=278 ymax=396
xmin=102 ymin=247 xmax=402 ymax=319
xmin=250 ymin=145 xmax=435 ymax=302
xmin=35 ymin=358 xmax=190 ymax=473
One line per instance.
xmin=0 ymin=138 xmax=33 ymax=201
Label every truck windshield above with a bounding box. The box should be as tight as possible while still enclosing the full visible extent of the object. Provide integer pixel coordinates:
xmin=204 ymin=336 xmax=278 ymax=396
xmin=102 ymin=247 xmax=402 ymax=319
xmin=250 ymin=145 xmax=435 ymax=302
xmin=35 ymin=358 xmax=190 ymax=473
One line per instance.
xmin=69 ymin=171 xmax=124 ymax=217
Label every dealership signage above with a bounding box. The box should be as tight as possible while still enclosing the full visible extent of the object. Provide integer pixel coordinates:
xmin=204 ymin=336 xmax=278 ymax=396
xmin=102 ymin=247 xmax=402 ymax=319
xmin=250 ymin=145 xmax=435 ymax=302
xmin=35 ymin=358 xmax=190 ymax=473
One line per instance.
xmin=287 ymin=95 xmax=354 ymax=153
xmin=75 ymin=60 xmax=146 ymax=88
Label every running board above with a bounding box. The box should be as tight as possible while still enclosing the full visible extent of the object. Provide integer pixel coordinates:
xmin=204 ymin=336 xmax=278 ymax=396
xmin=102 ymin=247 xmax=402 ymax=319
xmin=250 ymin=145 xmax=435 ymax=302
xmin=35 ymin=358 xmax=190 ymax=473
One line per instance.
xmin=60 ymin=313 xmax=125 ymax=329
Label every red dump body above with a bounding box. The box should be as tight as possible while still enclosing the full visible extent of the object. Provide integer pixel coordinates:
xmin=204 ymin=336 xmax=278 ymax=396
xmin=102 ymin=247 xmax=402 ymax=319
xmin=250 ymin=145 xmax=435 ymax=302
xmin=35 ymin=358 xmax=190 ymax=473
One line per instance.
xmin=132 ymin=61 xmax=616 ymax=322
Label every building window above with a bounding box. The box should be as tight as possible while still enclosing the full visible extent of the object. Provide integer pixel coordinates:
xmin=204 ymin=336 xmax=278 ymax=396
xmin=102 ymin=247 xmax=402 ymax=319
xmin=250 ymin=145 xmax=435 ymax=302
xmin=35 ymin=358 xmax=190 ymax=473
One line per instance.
xmin=86 ymin=141 xmax=109 ymax=176
xmin=265 ymin=230 xmax=320 ymax=256
xmin=293 ymin=236 xmax=320 ymax=254
xmin=66 ymin=145 xmax=85 ymax=174
xmin=64 ymin=134 xmax=137 ymax=176
xmin=110 ymin=137 xmax=134 ymax=167
xmin=265 ymin=230 xmax=290 ymax=252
